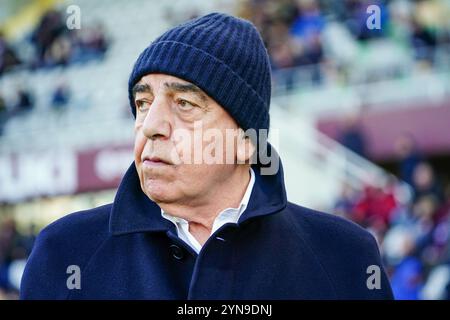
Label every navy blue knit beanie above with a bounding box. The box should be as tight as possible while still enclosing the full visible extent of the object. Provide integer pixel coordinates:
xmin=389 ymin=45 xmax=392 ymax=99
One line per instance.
xmin=128 ymin=12 xmax=271 ymax=132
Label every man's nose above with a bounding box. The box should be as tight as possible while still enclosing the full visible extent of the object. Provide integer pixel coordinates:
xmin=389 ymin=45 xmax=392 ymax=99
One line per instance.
xmin=142 ymin=97 xmax=171 ymax=140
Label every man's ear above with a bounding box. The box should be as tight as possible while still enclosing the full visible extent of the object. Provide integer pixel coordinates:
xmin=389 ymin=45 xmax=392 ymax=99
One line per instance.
xmin=236 ymin=131 xmax=256 ymax=164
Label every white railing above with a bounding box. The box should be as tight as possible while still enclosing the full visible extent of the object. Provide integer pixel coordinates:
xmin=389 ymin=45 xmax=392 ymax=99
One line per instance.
xmin=270 ymin=106 xmax=408 ymax=209
xmin=272 ymin=43 xmax=450 ymax=95
xmin=273 ymin=69 xmax=450 ymax=118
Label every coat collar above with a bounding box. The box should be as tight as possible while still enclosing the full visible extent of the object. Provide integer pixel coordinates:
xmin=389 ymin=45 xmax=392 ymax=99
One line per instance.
xmin=109 ymin=145 xmax=288 ymax=236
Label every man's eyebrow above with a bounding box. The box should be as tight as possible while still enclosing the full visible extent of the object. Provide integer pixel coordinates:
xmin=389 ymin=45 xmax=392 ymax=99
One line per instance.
xmin=164 ymin=82 xmax=207 ymax=102
xmin=132 ymin=83 xmax=152 ymax=98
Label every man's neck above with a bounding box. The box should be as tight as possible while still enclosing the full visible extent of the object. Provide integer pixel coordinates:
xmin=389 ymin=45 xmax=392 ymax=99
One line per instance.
xmin=158 ymin=165 xmax=252 ymax=244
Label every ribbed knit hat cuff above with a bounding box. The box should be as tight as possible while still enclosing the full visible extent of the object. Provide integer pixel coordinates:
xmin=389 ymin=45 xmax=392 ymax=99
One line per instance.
xmin=128 ymin=40 xmax=270 ymax=132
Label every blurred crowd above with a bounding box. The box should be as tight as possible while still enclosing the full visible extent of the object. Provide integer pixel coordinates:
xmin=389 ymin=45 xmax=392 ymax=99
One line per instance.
xmin=0 ymin=32 xmax=21 ymax=75
xmin=2 ymin=0 xmax=450 ymax=132
xmin=0 ymin=8 xmax=97 ymax=135
xmin=1 ymin=7 xmax=109 ymax=297
xmin=0 ymin=217 xmax=36 ymax=299
xmin=30 ymin=10 xmax=108 ymax=69
xmin=238 ymin=0 xmax=450 ymax=89
xmin=1 ymin=9 xmax=108 ymax=75
xmin=0 ymin=80 xmax=71 ymax=135
xmin=334 ymin=131 xmax=450 ymax=299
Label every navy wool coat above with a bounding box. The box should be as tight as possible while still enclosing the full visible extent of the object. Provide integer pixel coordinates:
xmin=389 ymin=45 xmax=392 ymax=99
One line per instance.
xmin=20 ymin=161 xmax=394 ymax=299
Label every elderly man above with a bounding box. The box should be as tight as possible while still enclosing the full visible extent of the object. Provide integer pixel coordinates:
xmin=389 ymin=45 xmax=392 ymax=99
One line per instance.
xmin=20 ymin=13 xmax=393 ymax=299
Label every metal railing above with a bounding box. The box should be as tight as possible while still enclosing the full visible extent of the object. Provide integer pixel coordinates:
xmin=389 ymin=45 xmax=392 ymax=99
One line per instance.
xmin=272 ymin=43 xmax=450 ymax=95
xmin=271 ymin=106 xmax=404 ymax=192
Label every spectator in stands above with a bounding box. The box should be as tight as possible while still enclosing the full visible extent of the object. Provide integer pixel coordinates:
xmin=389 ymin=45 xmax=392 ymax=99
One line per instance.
xmin=289 ymin=0 xmax=325 ymax=83
xmin=290 ymin=0 xmax=325 ymax=40
xmin=395 ymin=133 xmax=423 ymax=186
xmin=410 ymin=0 xmax=449 ymax=66
xmin=435 ymin=184 xmax=450 ymax=223
xmin=385 ymin=227 xmax=424 ymax=300
xmin=268 ymin=20 xmax=297 ymax=69
xmin=412 ymin=162 xmax=444 ymax=204
xmin=70 ymin=22 xmax=109 ymax=64
xmin=391 ymin=254 xmax=424 ymax=299
xmin=51 ymin=79 xmax=71 ymax=111
xmin=13 ymin=87 xmax=34 ymax=114
xmin=333 ymin=182 xmax=358 ymax=221
xmin=0 ymin=32 xmax=21 ymax=75
xmin=0 ymin=218 xmax=28 ymax=297
xmin=338 ymin=114 xmax=367 ymax=158
xmin=0 ymin=92 xmax=8 ymax=135
xmin=268 ymin=34 xmax=299 ymax=90
xmin=353 ymin=185 xmax=397 ymax=232
xmin=30 ymin=9 xmax=109 ymax=69
xmin=45 ymin=34 xmax=72 ymax=67
xmin=79 ymin=22 xmax=108 ymax=59
xmin=31 ymin=10 xmax=65 ymax=68
xmin=410 ymin=18 xmax=437 ymax=65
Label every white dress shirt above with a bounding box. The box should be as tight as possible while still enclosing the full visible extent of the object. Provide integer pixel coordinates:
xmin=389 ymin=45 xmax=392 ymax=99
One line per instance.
xmin=161 ymin=168 xmax=255 ymax=254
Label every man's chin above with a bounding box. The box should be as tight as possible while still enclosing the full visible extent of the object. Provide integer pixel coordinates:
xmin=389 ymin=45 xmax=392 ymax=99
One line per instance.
xmin=142 ymin=181 xmax=176 ymax=204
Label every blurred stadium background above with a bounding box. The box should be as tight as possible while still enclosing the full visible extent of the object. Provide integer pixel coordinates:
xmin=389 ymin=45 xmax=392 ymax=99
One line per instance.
xmin=1 ymin=0 xmax=450 ymax=300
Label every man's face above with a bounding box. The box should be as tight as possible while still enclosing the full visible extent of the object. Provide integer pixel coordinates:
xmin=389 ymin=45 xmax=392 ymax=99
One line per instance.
xmin=133 ymin=73 xmax=251 ymax=206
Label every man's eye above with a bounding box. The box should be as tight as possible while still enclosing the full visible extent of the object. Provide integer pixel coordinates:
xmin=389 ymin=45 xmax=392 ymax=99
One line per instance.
xmin=136 ymin=100 xmax=150 ymax=112
xmin=177 ymin=99 xmax=195 ymax=111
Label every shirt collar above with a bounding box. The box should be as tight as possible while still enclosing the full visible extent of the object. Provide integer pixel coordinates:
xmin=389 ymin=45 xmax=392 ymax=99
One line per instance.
xmin=109 ymin=144 xmax=287 ymax=236
xmin=161 ymin=168 xmax=256 ymax=232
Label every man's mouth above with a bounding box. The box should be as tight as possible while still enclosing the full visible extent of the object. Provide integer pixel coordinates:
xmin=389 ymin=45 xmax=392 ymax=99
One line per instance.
xmin=142 ymin=156 xmax=172 ymax=167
